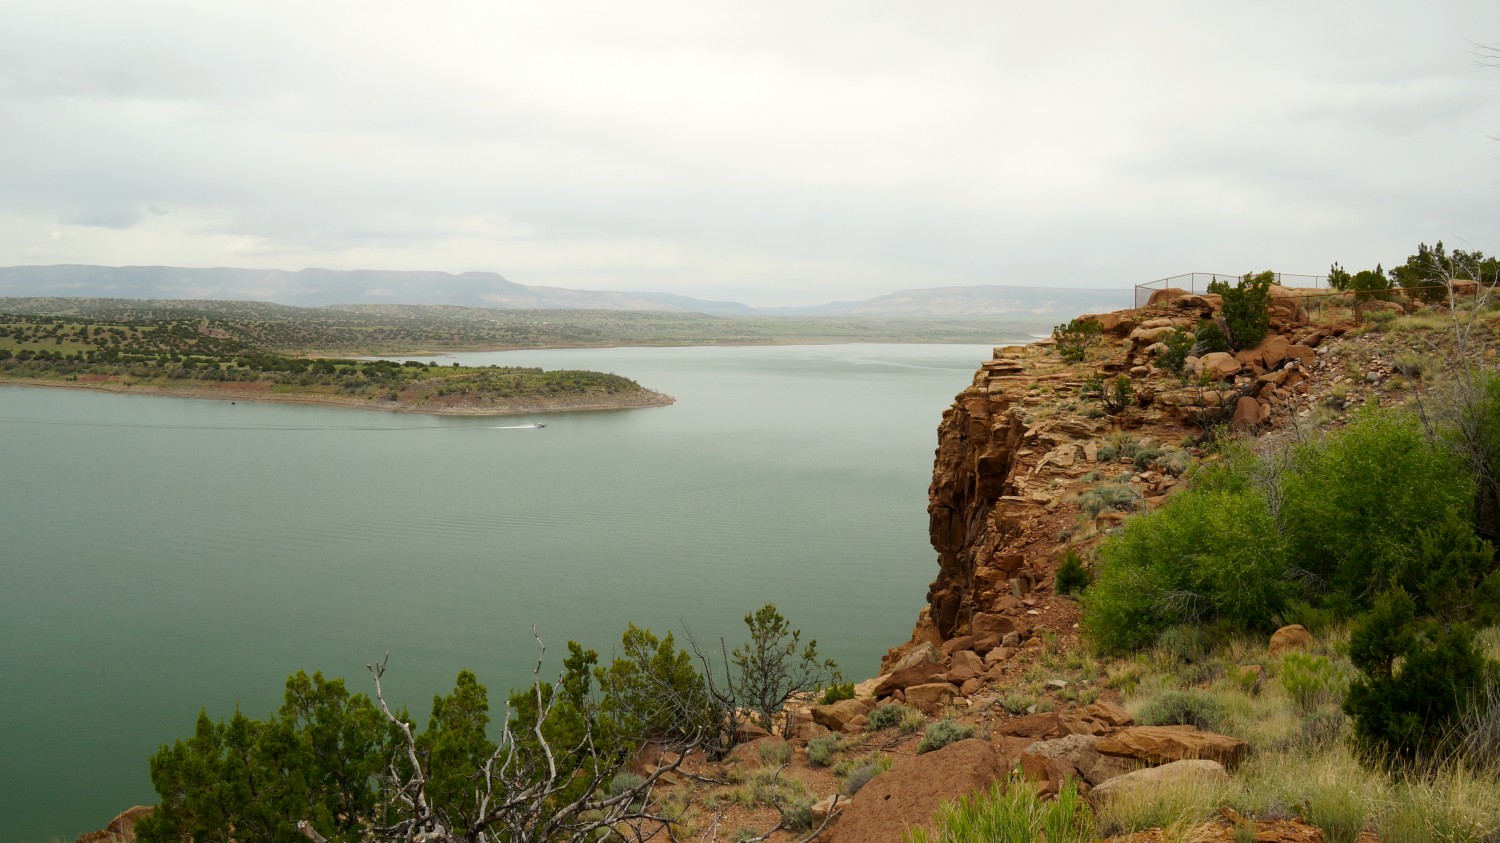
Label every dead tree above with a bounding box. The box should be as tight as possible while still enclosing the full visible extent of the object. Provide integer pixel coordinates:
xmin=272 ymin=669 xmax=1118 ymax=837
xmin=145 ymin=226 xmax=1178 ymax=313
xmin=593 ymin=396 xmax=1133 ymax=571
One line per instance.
xmin=363 ymin=633 xmax=701 ymax=843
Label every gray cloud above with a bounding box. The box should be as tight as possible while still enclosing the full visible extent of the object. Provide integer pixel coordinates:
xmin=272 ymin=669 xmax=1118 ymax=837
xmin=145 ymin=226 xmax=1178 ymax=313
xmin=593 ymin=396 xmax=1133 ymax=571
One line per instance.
xmin=1 ymin=0 xmax=1498 ymax=306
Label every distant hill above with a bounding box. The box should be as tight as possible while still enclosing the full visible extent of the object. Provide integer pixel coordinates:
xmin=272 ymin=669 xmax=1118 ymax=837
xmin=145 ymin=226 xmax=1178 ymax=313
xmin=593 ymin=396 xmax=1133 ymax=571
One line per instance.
xmin=0 ymin=264 xmax=1125 ymax=318
xmin=776 ymin=285 xmax=1128 ymax=317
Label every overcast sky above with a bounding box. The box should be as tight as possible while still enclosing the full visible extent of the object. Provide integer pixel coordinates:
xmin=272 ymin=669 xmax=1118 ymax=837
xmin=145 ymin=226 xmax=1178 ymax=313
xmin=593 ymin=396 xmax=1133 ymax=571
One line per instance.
xmin=2 ymin=2 xmax=1497 ymax=306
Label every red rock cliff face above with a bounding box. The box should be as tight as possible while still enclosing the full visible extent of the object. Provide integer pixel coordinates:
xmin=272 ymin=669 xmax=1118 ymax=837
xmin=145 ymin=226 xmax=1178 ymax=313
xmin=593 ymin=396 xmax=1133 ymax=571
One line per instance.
xmin=926 ymin=352 xmax=1030 ymax=639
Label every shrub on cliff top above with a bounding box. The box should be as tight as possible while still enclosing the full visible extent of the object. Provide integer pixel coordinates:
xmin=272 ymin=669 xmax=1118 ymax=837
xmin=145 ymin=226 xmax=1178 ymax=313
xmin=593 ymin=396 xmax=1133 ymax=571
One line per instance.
xmin=1206 ymin=271 xmax=1273 ymax=351
xmin=1053 ymin=317 xmax=1104 ymax=363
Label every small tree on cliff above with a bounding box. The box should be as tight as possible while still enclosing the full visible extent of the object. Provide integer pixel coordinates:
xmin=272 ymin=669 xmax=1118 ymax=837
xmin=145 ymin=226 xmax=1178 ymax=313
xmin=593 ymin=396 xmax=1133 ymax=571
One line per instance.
xmin=731 ymin=604 xmax=840 ymax=736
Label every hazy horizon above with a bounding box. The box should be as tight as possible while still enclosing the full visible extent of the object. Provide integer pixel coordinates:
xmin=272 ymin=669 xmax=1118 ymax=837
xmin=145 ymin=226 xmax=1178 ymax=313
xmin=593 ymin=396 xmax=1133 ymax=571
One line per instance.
xmin=3 ymin=2 xmax=1497 ymax=306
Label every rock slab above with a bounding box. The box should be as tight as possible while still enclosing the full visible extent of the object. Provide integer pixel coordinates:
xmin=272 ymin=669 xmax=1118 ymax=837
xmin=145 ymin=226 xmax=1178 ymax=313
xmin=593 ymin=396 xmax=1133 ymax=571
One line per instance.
xmin=827 ymin=739 xmax=1009 ymax=843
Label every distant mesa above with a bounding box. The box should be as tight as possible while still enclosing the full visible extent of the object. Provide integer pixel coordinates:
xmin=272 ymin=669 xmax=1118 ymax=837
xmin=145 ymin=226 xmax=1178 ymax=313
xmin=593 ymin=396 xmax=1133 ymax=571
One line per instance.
xmin=0 ymin=265 xmax=1127 ymax=318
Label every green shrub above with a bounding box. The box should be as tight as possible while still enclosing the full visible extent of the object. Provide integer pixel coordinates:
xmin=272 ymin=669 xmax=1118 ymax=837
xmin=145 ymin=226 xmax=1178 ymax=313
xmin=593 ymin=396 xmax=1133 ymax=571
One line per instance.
xmin=782 ymin=798 xmax=815 ymax=832
xmin=998 ymin=693 xmax=1034 ymax=716
xmin=1195 ymin=322 xmax=1230 ymax=354
xmin=917 ymin=718 xmax=976 ymax=754
xmin=1350 ymin=266 xmax=1393 ymax=302
xmin=1345 ymin=588 xmax=1491 ymax=767
xmin=1136 ymin=690 xmax=1226 ymax=731
xmin=898 ymin=708 xmax=927 ymax=734
xmin=1083 ymin=449 xmax=1288 ymax=652
xmin=867 ymin=703 xmax=917 ymax=731
xmin=1158 ymin=330 xmax=1198 ymax=378
xmin=818 ymin=682 xmax=856 ymax=704
xmin=1053 ymin=318 xmax=1104 ymax=363
xmin=745 ymin=767 xmax=809 ymax=807
xmin=1206 ymin=271 xmax=1273 ymax=351
xmin=1328 ymin=262 xmax=1352 ymax=291
xmin=605 ymin=771 xmax=645 ymax=798
xmin=906 ymin=775 xmax=1095 ymax=843
xmin=757 ymin=739 xmax=792 ymax=767
xmin=1055 ymin=551 xmax=1094 ymax=596
xmin=1278 ymin=652 xmax=1345 ymax=713
xmin=595 ymin=624 xmax=713 ymax=747
xmin=1083 ymin=374 xmax=1134 ymax=415
xmin=1077 ymin=483 xmax=1140 ymax=518
xmin=806 ymin=734 xmax=845 ymax=767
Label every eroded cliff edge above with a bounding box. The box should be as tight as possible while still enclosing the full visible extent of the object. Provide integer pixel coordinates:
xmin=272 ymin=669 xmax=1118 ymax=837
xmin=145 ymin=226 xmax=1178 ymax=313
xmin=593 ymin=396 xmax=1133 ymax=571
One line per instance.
xmin=890 ymin=285 xmax=1372 ymax=666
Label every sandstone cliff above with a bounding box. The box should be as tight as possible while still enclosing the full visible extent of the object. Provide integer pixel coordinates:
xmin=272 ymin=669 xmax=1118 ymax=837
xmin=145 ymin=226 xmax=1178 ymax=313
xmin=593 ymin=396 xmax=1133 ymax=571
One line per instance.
xmin=904 ymin=284 xmax=1384 ymax=659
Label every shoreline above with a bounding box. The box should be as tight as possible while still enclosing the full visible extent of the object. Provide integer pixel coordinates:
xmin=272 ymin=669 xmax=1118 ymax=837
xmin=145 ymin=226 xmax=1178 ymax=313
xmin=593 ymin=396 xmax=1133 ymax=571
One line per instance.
xmin=0 ymin=376 xmax=676 ymax=416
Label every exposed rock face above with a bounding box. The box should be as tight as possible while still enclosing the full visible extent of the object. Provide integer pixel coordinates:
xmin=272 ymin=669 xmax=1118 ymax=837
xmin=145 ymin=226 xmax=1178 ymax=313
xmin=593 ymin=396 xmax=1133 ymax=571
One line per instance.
xmin=926 ymin=352 xmax=1029 ymax=638
xmin=826 ymin=739 xmax=1010 ymax=843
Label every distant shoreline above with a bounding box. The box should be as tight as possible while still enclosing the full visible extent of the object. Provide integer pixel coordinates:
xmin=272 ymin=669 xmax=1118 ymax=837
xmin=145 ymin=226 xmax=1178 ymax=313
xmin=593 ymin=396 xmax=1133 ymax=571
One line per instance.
xmin=0 ymin=376 xmax=676 ymax=416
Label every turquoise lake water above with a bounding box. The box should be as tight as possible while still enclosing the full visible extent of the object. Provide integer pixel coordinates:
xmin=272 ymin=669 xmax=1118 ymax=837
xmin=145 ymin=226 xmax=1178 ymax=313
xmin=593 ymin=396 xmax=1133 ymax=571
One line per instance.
xmin=0 ymin=342 xmax=1008 ymax=841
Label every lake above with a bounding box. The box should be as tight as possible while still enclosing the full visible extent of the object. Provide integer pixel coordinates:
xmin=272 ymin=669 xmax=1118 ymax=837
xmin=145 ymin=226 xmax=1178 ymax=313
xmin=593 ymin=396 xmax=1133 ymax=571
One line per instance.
xmin=0 ymin=342 xmax=1005 ymax=841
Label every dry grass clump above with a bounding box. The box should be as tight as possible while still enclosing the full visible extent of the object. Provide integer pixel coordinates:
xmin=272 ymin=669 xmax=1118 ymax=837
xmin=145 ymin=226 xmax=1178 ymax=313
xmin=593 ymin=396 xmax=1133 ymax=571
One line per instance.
xmin=1102 ymin=624 xmax=1500 ymax=842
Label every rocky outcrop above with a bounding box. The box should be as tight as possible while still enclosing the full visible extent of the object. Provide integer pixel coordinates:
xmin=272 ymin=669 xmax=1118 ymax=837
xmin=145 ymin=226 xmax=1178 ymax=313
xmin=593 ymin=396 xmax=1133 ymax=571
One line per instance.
xmin=76 ymin=807 xmax=153 ymax=843
xmin=915 ymin=290 xmax=1342 ymax=650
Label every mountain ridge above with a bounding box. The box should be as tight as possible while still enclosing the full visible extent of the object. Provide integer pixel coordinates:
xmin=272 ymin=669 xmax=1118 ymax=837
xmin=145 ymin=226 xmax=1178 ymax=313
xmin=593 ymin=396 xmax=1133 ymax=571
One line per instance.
xmin=0 ymin=264 xmax=1128 ymax=318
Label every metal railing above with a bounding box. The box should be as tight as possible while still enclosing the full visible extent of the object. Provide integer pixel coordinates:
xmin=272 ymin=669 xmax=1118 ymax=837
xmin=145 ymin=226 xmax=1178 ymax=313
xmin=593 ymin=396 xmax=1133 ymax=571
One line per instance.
xmin=1134 ymin=272 xmax=1329 ymax=309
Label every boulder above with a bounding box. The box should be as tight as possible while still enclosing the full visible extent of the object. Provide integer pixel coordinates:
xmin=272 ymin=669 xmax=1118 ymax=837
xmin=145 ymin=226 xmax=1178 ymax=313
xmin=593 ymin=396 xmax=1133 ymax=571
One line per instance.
xmin=76 ymin=807 xmax=154 ymax=843
xmin=890 ymin=641 xmax=941 ymax=672
xmin=871 ymin=662 xmax=948 ymax=698
xmin=1231 ymin=396 xmax=1270 ymax=431
xmin=810 ymin=698 xmax=875 ymax=732
xmin=983 ymin=646 xmax=1014 ymax=667
xmin=789 ymin=720 xmax=831 ymax=742
xmin=1081 ymin=311 xmax=1140 ymax=337
xmin=1147 ymin=287 xmax=1191 ymax=306
xmin=1198 ymin=352 xmax=1241 ymax=380
xmin=1454 ymin=278 xmax=1480 ymax=296
xmin=1285 ymin=344 xmax=1316 ymax=368
xmin=904 ymin=682 xmax=961 ymax=712
xmin=995 ymin=712 xmax=1062 ymax=739
xmin=1269 ymin=624 xmax=1315 ymax=657
xmin=728 ymin=736 xmax=781 ymax=766
xmin=734 ymin=720 xmax=772 ymax=743
xmin=949 ymin=649 xmax=986 ymax=676
xmin=1130 ymin=325 xmax=1178 ymax=345
xmin=810 ymin=793 xmax=845 ymax=824
xmin=1096 ymin=726 xmax=1249 ymax=770
xmin=940 ymin=635 xmax=977 ymax=657
xmin=971 ymin=612 xmax=1022 ymax=638
xmin=1020 ymin=734 xmax=1141 ymax=787
xmin=1086 ymin=700 xmax=1134 ymax=728
xmin=826 ymin=739 xmax=1010 ymax=843
xmin=1087 ymin=759 xmax=1229 ymax=805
